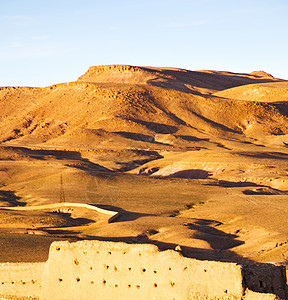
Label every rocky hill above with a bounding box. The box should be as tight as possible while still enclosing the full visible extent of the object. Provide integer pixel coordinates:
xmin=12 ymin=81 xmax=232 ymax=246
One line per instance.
xmin=0 ymin=65 xmax=287 ymax=149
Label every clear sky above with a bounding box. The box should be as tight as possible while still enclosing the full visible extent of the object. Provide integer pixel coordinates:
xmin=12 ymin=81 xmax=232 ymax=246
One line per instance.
xmin=1 ymin=0 xmax=287 ymax=87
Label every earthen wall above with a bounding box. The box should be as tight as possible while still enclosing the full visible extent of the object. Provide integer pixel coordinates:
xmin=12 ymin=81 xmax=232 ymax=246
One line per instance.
xmin=0 ymin=262 xmax=45 ymax=299
xmin=0 ymin=241 xmax=286 ymax=299
xmin=41 ymin=241 xmax=244 ymax=300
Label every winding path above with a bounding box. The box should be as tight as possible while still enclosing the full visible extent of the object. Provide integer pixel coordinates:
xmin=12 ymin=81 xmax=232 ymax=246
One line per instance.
xmin=0 ymin=202 xmax=119 ymax=231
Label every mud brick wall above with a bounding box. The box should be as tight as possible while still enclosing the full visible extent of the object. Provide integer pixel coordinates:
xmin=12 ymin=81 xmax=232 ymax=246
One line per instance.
xmin=41 ymin=240 xmax=244 ymax=300
xmin=0 ymin=262 xmax=45 ymax=299
xmin=0 ymin=241 xmax=286 ymax=299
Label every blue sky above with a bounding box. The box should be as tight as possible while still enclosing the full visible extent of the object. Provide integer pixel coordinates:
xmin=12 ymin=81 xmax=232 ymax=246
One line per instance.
xmin=1 ymin=0 xmax=287 ymax=87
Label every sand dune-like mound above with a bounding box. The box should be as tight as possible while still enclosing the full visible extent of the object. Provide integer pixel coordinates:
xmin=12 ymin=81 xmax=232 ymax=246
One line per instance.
xmin=129 ymin=149 xmax=288 ymax=190
xmin=249 ymin=70 xmax=275 ymax=78
xmin=214 ymin=81 xmax=288 ymax=102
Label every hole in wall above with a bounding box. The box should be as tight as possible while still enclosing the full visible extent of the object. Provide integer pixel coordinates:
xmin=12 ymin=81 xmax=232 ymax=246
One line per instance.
xmin=74 ymin=259 xmax=79 ymax=265
xmin=204 ymin=269 xmax=207 ymax=272
xmin=58 ymin=278 xmax=63 ymax=283
xmin=90 ymin=266 xmax=93 ymax=270
xmin=154 ymin=270 xmax=157 ymax=274
xmin=123 ymin=251 xmax=126 ymax=254
xmin=139 ymin=253 xmax=141 ymax=257
xmin=136 ymin=285 xmax=140 ymax=289
xmin=114 ymin=266 xmax=117 ymax=271
xmin=76 ymin=277 xmax=80 ymax=282
xmin=169 ymin=267 xmax=172 ymax=271
xmin=154 ymin=283 xmax=158 ymax=288
xmin=170 ymin=282 xmax=175 ymax=287
xmin=105 ymin=264 xmax=109 ymax=269
xmin=184 ymin=267 xmax=188 ymax=271
xmin=108 ymin=251 xmax=112 ymax=255
xmin=56 ymin=247 xmax=61 ymax=251
xmin=31 ymin=280 xmax=35 ymax=284
xmin=128 ymin=284 xmax=131 ymax=288
xmin=1 ymin=282 xmax=4 ymax=285
xmin=103 ymin=279 xmax=106 ymax=285
xmin=22 ymin=281 xmax=26 ymax=285
xmin=142 ymin=268 xmax=146 ymax=273
xmin=91 ymin=281 xmax=94 ymax=284
xmin=128 ymin=267 xmax=131 ymax=271
xmin=115 ymin=284 xmax=118 ymax=288
xmin=11 ymin=282 xmax=14 ymax=284
xmin=224 ymin=289 xmax=228 ymax=293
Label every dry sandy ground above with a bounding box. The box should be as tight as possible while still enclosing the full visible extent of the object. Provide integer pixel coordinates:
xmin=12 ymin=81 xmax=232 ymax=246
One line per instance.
xmin=1 ymin=65 xmax=288 ymax=266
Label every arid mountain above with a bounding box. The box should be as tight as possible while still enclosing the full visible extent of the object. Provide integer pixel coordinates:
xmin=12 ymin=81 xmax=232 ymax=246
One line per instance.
xmin=78 ymin=65 xmax=280 ymax=94
xmin=1 ymin=65 xmax=288 ymax=266
xmin=0 ymin=65 xmax=287 ymax=148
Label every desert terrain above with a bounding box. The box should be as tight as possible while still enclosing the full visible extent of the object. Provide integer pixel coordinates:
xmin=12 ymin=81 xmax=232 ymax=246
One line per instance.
xmin=1 ymin=64 xmax=288 ymax=267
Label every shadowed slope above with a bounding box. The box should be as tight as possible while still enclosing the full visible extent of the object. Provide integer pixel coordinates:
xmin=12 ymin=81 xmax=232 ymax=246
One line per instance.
xmin=77 ymin=64 xmax=284 ymax=95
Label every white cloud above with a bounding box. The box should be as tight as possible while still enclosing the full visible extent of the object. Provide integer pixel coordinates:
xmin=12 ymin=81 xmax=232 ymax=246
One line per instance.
xmin=10 ymin=41 xmax=22 ymax=48
xmin=0 ymin=41 xmax=59 ymax=59
xmin=3 ymin=14 xmax=39 ymax=27
xmin=31 ymin=35 xmax=51 ymax=41
xmin=162 ymin=20 xmax=207 ymax=28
